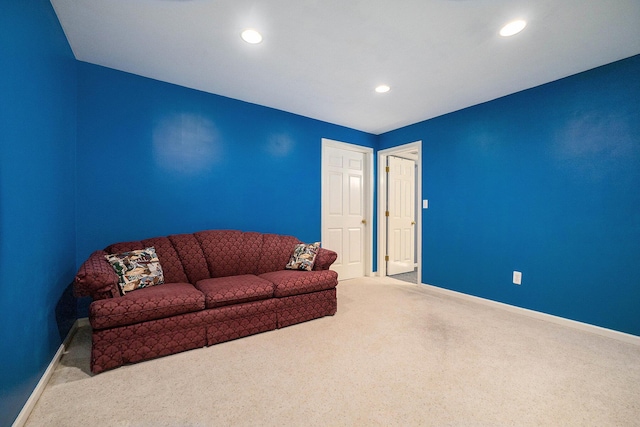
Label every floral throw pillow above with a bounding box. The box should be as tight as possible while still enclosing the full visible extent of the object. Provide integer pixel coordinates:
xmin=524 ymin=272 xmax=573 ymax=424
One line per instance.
xmin=286 ymin=242 xmax=320 ymax=271
xmin=105 ymin=247 xmax=165 ymax=295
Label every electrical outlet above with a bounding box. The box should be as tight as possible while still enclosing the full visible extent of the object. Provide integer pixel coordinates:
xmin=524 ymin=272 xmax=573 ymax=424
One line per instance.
xmin=513 ymin=271 xmax=522 ymax=285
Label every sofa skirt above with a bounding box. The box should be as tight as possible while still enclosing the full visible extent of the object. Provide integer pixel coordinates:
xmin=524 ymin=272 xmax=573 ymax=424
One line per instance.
xmin=90 ymin=288 xmax=336 ymax=374
xmin=276 ymin=288 xmax=337 ymax=328
xmin=91 ymin=299 xmax=276 ymax=374
xmin=92 ymin=310 xmax=209 ymax=374
xmin=206 ymin=299 xmax=278 ymax=345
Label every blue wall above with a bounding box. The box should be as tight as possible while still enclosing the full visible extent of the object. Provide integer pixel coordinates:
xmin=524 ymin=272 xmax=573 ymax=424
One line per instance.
xmin=76 ymin=63 xmax=377 ymax=265
xmin=2 ymin=1 xmax=638 ymax=422
xmin=379 ymin=55 xmax=640 ymax=336
xmin=0 ymin=1 xmax=77 ymax=425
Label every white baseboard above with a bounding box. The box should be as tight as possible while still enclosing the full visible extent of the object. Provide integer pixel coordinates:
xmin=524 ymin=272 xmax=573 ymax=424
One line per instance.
xmin=12 ymin=317 xmax=89 ymax=427
xmin=420 ymin=283 xmax=640 ymax=346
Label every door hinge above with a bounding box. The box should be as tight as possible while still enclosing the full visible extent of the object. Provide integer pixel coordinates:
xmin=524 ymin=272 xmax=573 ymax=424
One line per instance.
xmin=385 ymin=211 xmax=389 ymax=217
xmin=385 ymin=255 xmax=389 ymax=262
xmin=385 ymin=166 xmax=390 ymax=173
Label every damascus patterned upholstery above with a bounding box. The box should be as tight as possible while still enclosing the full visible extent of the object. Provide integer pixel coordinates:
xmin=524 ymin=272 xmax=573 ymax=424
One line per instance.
xmin=206 ymin=299 xmax=278 ymax=345
xmin=277 ymin=289 xmax=337 ymax=328
xmin=196 ymin=230 xmax=248 ymax=277
xmin=239 ymin=232 xmax=265 ymax=274
xmin=195 ymin=275 xmax=274 ymax=308
xmin=313 ymin=248 xmax=338 ymax=271
xmin=90 ymin=282 xmax=205 ymax=329
xmin=259 ymin=270 xmax=338 ymax=297
xmin=91 ymin=310 xmax=209 ymax=374
xmin=257 ymin=234 xmax=300 ymax=274
xmin=75 ymin=229 xmax=339 ymax=374
xmin=168 ymin=234 xmax=211 ymax=284
xmin=74 ymin=250 xmax=120 ymax=299
xmin=105 ymin=240 xmax=145 ymax=254
xmin=141 ymin=237 xmax=189 ymax=283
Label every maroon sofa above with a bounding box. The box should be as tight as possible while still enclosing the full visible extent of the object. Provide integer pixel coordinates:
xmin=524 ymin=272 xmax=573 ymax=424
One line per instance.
xmin=74 ymin=230 xmax=338 ymax=374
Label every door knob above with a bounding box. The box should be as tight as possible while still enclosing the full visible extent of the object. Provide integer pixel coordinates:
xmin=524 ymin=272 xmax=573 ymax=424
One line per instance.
xmin=411 ymin=221 xmax=416 ymax=225
xmin=361 ymin=219 xmax=367 ymax=225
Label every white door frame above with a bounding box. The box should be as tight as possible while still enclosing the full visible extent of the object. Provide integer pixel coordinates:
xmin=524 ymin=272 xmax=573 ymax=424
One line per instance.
xmin=377 ymin=141 xmax=422 ymax=283
xmin=321 ymin=138 xmax=374 ymax=277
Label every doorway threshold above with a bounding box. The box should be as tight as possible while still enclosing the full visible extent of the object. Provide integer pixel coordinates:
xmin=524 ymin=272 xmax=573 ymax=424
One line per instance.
xmin=388 ymin=267 xmax=417 ymax=284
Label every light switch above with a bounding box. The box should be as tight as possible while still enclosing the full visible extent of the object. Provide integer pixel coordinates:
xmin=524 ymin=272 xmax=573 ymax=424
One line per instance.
xmin=423 ymin=199 xmax=429 ymax=209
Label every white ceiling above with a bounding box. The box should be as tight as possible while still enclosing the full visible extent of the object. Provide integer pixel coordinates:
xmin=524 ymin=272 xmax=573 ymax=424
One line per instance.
xmin=50 ymin=0 xmax=640 ymax=135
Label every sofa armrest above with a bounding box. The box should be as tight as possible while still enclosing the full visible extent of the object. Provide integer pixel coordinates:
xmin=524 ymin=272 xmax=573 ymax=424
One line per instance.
xmin=74 ymin=250 xmax=120 ymax=300
xmin=313 ymin=247 xmax=338 ymax=271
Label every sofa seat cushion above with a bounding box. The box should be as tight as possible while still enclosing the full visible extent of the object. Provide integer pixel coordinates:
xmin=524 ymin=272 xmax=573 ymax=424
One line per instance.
xmin=259 ymin=270 xmax=338 ymax=297
xmin=195 ymin=274 xmax=275 ymax=308
xmin=90 ymin=282 xmax=205 ymax=330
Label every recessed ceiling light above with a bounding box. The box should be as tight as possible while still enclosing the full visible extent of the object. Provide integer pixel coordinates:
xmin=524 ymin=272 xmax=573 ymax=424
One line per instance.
xmin=375 ymin=85 xmax=390 ymax=93
xmin=499 ymin=20 xmax=527 ymax=37
xmin=241 ymin=29 xmax=263 ymax=44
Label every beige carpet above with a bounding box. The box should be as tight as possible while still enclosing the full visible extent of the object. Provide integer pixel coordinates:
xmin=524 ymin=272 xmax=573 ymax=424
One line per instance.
xmin=26 ymin=277 xmax=640 ymax=426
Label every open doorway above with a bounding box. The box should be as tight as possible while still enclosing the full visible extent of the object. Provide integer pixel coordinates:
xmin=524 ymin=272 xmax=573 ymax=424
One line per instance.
xmin=377 ymin=141 xmax=422 ymax=284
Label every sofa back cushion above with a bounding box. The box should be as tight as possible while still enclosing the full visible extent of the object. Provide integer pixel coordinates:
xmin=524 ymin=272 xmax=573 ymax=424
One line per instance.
xmin=106 ymin=241 xmax=144 ymax=253
xmin=195 ymin=230 xmax=243 ymax=277
xmin=257 ymin=234 xmax=300 ymax=275
xmin=195 ymin=230 xmax=264 ymax=278
xmin=240 ymin=232 xmax=266 ymax=274
xmin=142 ymin=237 xmax=189 ymax=283
xmin=168 ymin=234 xmax=210 ymax=283
xmin=104 ymin=230 xmax=302 ymax=285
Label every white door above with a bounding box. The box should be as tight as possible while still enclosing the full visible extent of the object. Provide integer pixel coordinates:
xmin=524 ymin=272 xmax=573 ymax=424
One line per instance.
xmin=387 ymin=156 xmax=415 ymax=275
xmin=322 ymin=146 xmax=366 ymax=280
